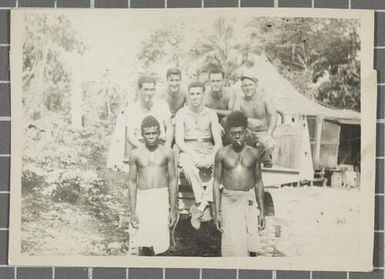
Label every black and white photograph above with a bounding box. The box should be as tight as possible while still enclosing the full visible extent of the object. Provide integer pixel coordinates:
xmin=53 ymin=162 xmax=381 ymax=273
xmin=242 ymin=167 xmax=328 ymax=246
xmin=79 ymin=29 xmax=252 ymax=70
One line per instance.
xmin=9 ymin=8 xmax=376 ymax=271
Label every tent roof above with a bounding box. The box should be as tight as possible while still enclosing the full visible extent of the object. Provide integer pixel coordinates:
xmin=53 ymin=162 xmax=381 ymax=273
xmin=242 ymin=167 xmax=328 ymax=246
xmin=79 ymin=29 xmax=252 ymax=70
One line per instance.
xmin=233 ymin=55 xmax=361 ymax=123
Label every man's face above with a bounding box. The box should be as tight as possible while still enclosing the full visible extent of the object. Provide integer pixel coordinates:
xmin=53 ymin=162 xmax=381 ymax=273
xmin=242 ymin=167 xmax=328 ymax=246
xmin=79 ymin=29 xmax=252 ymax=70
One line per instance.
xmin=228 ymin=126 xmax=246 ymax=149
xmin=241 ymin=78 xmax=257 ymax=98
xmin=167 ymin=74 xmax=181 ymax=94
xmin=209 ymin=73 xmax=224 ymax=93
xmin=142 ymin=126 xmax=160 ymax=147
xmin=189 ymin=86 xmax=204 ymax=108
xmin=140 ymin=82 xmax=156 ymax=109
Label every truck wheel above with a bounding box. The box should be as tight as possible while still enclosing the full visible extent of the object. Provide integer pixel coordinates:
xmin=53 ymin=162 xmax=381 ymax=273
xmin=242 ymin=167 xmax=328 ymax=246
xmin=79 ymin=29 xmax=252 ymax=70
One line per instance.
xmin=263 ymin=191 xmax=275 ymax=217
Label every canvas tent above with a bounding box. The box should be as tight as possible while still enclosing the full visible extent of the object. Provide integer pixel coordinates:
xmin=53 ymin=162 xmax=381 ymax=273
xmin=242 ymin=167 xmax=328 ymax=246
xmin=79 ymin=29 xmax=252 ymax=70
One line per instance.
xmin=233 ymin=55 xmax=361 ymax=172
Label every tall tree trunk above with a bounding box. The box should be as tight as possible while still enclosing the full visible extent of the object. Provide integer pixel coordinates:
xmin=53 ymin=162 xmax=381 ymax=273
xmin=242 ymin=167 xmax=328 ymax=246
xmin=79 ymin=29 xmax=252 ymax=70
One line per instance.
xmin=71 ymin=56 xmax=83 ymax=129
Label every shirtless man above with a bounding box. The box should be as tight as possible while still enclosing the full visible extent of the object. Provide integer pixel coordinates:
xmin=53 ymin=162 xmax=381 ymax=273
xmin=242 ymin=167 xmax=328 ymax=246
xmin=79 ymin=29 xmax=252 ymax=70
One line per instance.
xmin=175 ymin=81 xmax=222 ymax=230
xmin=213 ymin=111 xmax=265 ymax=257
xmin=128 ymin=116 xmax=177 ymax=256
xmin=160 ymin=68 xmax=187 ymax=120
xmin=204 ymin=68 xmax=235 ymax=122
xmin=233 ymin=72 xmax=277 ymax=167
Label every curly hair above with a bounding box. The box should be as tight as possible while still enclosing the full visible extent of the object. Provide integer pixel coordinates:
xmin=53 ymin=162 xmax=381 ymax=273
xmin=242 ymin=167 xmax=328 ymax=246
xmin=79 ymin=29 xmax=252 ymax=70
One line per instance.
xmin=226 ymin=111 xmax=248 ymax=129
xmin=141 ymin=115 xmax=160 ymax=131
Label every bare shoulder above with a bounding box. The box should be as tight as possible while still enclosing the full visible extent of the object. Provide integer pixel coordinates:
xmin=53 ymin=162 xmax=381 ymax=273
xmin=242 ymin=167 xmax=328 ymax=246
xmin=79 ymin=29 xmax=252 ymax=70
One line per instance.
xmin=216 ymin=146 xmax=228 ymax=159
xmin=130 ymin=148 xmax=141 ymax=160
xmin=160 ymin=145 xmax=174 ymax=158
xmin=260 ymin=89 xmax=272 ymax=102
xmin=246 ymin=146 xmax=261 ymax=159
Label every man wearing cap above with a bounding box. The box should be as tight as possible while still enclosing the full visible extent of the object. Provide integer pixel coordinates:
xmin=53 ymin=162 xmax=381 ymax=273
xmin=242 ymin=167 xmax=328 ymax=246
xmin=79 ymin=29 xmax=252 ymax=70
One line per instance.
xmin=175 ymin=81 xmax=223 ymax=230
xmin=233 ymin=71 xmax=277 ymax=168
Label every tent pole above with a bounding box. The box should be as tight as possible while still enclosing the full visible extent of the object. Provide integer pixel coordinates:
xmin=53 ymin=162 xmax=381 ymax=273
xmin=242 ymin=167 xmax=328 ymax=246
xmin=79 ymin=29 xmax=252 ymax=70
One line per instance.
xmin=314 ymin=116 xmax=323 ymax=169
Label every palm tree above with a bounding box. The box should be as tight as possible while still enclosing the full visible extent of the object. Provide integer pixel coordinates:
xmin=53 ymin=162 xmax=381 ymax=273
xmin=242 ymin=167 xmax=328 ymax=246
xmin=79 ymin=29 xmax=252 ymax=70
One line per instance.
xmin=188 ymin=17 xmax=245 ymax=84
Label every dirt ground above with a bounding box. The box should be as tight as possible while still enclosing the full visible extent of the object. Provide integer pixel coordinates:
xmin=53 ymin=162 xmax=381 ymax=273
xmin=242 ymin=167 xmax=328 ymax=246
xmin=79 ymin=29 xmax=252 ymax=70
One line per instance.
xmin=270 ymin=186 xmax=360 ymax=257
xmin=21 ymin=186 xmax=360 ymax=257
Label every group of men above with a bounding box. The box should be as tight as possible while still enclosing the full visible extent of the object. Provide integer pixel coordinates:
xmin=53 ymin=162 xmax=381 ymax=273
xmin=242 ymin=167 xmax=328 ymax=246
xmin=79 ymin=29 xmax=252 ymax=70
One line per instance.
xmin=126 ymin=67 xmax=278 ymax=257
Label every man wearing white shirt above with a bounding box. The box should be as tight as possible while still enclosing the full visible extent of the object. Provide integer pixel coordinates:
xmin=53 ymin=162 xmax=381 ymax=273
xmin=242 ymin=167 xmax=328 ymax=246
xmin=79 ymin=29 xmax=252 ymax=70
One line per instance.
xmin=125 ymin=76 xmax=173 ymax=157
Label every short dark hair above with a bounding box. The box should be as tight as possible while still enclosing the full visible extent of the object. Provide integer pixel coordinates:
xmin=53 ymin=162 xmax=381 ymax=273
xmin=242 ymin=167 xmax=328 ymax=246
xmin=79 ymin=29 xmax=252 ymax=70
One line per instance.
xmin=138 ymin=75 xmax=156 ymax=89
xmin=188 ymin=81 xmax=205 ymax=93
xmin=166 ymin=68 xmax=181 ymax=79
xmin=226 ymin=111 xmax=248 ymax=129
xmin=209 ymin=68 xmax=225 ymax=79
xmin=141 ymin=115 xmax=160 ymax=131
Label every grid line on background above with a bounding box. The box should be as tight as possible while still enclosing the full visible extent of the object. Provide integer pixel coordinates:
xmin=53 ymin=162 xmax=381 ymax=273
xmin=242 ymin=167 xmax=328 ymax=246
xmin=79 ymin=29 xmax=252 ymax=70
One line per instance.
xmin=0 ymin=0 xmax=383 ymax=279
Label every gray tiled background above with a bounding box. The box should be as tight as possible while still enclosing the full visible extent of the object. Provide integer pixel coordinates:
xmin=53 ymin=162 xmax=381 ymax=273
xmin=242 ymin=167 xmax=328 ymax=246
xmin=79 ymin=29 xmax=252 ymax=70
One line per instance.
xmin=0 ymin=0 xmax=384 ymax=278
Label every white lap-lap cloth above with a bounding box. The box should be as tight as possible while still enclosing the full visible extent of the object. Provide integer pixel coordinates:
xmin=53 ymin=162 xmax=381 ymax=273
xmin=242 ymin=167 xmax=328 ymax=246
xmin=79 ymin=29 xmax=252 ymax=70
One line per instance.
xmin=221 ymin=188 xmax=260 ymax=257
xmin=135 ymin=187 xmax=170 ymax=254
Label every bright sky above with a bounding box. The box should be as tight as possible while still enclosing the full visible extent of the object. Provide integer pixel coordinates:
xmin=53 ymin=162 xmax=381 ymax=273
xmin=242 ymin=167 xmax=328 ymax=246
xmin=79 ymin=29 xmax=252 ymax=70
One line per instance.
xmin=61 ymin=10 xmax=249 ymax=90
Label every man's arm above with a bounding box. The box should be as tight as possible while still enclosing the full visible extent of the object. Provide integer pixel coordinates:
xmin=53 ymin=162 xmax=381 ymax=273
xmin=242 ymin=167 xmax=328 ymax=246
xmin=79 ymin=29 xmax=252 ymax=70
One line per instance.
xmin=164 ymin=117 xmax=174 ymax=148
xmin=126 ymin=108 xmax=143 ymax=148
xmin=210 ymin=111 xmax=223 ymax=157
xmin=174 ymin=111 xmax=197 ymax=157
xmin=211 ymin=108 xmax=231 ymax=117
xmin=232 ymin=93 xmax=241 ymax=111
xmin=211 ymin=90 xmax=236 ymax=116
xmin=265 ymin=95 xmax=277 ymax=135
xmin=253 ymin=149 xmax=265 ymax=230
xmin=128 ymin=151 xmax=139 ymax=227
xmin=167 ymin=148 xmax=178 ymax=227
xmin=227 ymin=88 xmax=236 ymax=111
xmin=213 ymin=149 xmax=224 ymax=232
xmin=161 ymin=101 xmax=174 ymax=148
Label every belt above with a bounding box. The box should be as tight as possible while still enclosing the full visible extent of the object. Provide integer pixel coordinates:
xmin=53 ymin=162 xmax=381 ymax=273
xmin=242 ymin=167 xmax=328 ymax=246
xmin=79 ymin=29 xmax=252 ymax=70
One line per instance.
xmin=184 ymin=138 xmax=212 ymax=143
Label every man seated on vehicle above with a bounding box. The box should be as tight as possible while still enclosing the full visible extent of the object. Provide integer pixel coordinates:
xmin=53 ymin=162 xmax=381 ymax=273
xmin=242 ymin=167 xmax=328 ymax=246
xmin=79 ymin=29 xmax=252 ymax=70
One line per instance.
xmin=204 ymin=68 xmax=235 ymax=125
xmin=213 ymin=111 xmax=265 ymax=257
xmin=128 ymin=116 xmax=177 ymax=256
xmin=125 ymin=75 xmax=173 ymax=159
xmin=175 ymin=81 xmax=223 ymax=230
xmin=233 ymin=71 xmax=277 ymax=167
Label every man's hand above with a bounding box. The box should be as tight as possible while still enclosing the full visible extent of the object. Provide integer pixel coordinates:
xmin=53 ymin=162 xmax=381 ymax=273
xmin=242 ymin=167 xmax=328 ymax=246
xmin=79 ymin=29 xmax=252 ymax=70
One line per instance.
xmin=168 ymin=211 xmax=177 ymax=228
xmin=258 ymin=214 xmax=266 ymax=231
xmin=130 ymin=214 xmax=139 ymax=228
xmin=248 ymin=118 xmax=264 ymax=131
xmin=198 ymin=156 xmax=215 ymax=169
xmin=215 ymin=213 xmax=223 ymax=233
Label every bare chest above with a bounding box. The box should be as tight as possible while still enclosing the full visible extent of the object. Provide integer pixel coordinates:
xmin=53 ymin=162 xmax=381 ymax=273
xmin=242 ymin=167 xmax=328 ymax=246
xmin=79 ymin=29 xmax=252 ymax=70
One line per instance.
xmin=223 ymin=152 xmax=255 ymax=170
xmin=241 ymin=99 xmax=266 ymax=119
xmin=137 ymin=151 xmax=168 ymax=168
xmin=166 ymin=94 xmax=185 ymax=114
xmin=205 ymin=94 xmax=228 ymax=110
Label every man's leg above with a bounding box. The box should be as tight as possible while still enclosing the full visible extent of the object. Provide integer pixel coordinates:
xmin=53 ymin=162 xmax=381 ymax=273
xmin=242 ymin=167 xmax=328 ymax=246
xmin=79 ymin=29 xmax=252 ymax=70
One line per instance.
xmin=138 ymin=246 xmax=155 ymax=256
xmin=255 ymin=132 xmax=275 ymax=168
xmin=179 ymin=153 xmax=204 ymax=203
xmin=179 ymin=152 xmax=205 ymax=229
